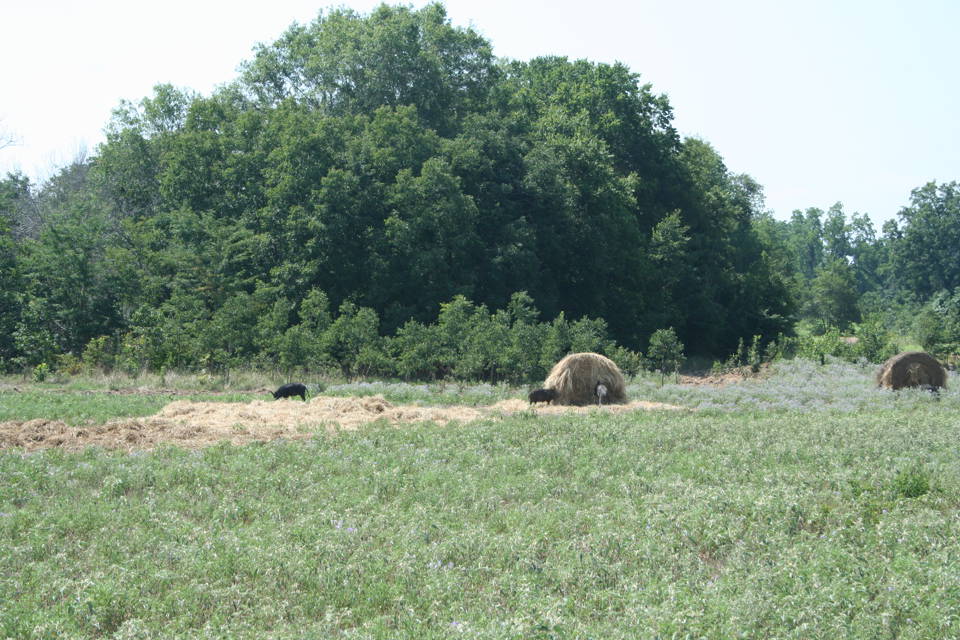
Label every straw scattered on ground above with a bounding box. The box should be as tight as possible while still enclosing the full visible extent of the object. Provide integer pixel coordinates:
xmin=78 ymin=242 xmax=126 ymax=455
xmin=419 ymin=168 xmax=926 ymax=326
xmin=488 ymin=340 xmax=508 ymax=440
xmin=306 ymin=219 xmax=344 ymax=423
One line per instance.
xmin=0 ymin=395 xmax=682 ymax=452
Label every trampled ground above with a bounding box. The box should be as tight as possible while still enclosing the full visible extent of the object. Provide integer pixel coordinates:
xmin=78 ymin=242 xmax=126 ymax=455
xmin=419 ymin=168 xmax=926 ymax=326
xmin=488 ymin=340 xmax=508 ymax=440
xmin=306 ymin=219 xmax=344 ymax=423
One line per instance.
xmin=0 ymin=394 xmax=682 ymax=451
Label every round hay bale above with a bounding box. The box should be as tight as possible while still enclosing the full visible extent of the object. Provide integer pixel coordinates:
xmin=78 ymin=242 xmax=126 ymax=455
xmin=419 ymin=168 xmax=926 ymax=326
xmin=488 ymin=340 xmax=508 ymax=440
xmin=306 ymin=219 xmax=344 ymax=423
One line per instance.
xmin=543 ymin=352 xmax=627 ymax=406
xmin=875 ymin=351 xmax=947 ymax=391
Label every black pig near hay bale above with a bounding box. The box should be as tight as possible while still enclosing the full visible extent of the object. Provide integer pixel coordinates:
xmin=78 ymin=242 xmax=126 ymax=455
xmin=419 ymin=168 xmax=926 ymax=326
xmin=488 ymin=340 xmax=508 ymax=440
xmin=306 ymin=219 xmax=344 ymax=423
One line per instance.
xmin=875 ymin=352 xmax=947 ymax=391
xmin=543 ymin=352 xmax=627 ymax=406
xmin=528 ymin=388 xmax=558 ymax=405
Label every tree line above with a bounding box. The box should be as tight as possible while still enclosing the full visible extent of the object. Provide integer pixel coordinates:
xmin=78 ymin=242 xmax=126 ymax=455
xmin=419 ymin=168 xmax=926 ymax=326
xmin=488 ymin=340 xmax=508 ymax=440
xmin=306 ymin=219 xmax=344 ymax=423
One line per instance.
xmin=1 ymin=3 xmax=958 ymax=379
xmin=754 ymin=182 xmax=960 ymax=360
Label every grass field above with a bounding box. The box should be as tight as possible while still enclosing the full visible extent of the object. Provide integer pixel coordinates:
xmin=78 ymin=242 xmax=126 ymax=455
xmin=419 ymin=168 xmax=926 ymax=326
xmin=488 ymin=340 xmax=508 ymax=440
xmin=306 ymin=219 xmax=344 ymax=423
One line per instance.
xmin=2 ymin=361 xmax=959 ymax=638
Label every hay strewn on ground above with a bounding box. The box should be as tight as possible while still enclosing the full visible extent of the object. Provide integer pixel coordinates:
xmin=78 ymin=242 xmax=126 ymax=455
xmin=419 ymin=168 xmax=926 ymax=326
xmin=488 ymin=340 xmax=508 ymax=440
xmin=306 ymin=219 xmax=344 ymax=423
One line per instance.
xmin=543 ymin=352 xmax=627 ymax=405
xmin=0 ymin=395 xmax=681 ymax=452
xmin=876 ymin=351 xmax=947 ymax=390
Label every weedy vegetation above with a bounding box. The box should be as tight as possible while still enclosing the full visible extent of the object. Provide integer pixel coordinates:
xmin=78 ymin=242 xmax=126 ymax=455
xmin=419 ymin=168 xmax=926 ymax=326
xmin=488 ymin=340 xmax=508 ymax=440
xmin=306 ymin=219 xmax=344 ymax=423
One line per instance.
xmin=1 ymin=360 xmax=960 ymax=638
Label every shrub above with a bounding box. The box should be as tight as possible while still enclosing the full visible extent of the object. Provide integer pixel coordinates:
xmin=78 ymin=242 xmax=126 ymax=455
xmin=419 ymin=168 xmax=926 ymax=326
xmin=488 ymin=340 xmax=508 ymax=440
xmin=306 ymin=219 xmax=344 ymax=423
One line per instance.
xmin=32 ymin=362 xmax=50 ymax=382
xmin=914 ymin=290 xmax=960 ymax=359
xmin=607 ymin=345 xmax=644 ymax=378
xmin=55 ymin=352 xmax=83 ymax=375
xmin=82 ymin=336 xmax=116 ymax=372
xmin=647 ymin=327 xmax=684 ymax=385
xmin=851 ymin=314 xmax=898 ymax=363
xmin=892 ymin=465 xmax=932 ymax=499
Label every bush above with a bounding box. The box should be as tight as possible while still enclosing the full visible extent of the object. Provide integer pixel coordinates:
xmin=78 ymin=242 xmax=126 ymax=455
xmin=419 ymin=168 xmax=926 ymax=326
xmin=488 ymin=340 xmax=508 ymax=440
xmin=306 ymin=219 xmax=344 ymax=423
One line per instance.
xmin=21 ymin=290 xmax=654 ymax=385
xmin=32 ymin=362 xmax=50 ymax=382
xmin=914 ymin=289 xmax=960 ymax=359
xmin=786 ymin=319 xmax=898 ymax=365
xmin=607 ymin=345 xmax=644 ymax=378
xmin=851 ymin=314 xmax=898 ymax=363
xmin=647 ymin=327 xmax=684 ymax=384
xmin=82 ymin=336 xmax=116 ymax=372
xmin=55 ymin=352 xmax=83 ymax=375
xmin=892 ymin=465 xmax=932 ymax=499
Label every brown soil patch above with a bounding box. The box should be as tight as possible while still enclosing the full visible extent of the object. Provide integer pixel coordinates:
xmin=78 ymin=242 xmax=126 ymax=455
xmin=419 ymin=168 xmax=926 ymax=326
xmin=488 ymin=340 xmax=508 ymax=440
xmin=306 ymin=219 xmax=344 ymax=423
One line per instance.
xmin=0 ymin=395 xmax=682 ymax=452
xmin=678 ymin=364 xmax=772 ymax=386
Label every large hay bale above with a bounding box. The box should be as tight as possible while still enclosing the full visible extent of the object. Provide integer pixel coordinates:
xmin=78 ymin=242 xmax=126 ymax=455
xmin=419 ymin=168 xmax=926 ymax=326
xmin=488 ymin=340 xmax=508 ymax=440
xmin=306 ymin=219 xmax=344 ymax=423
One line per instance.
xmin=543 ymin=352 xmax=627 ymax=406
xmin=876 ymin=351 xmax=947 ymax=391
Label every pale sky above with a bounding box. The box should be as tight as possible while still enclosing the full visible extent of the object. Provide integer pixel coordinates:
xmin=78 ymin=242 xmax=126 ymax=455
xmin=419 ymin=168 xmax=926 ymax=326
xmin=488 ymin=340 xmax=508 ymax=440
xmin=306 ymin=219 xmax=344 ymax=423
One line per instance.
xmin=2 ymin=0 xmax=957 ymax=225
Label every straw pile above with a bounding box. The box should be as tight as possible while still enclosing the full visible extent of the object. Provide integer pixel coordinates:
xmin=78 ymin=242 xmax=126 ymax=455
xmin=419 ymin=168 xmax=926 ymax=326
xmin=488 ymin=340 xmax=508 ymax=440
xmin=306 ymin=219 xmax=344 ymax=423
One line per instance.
xmin=0 ymin=394 xmax=684 ymax=452
xmin=875 ymin=351 xmax=947 ymax=391
xmin=542 ymin=352 xmax=627 ymax=406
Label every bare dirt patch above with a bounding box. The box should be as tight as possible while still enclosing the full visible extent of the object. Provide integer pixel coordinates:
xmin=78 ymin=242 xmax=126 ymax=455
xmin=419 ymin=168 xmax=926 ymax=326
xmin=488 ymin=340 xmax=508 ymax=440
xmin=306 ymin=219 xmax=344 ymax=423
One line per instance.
xmin=0 ymin=395 xmax=682 ymax=452
xmin=678 ymin=364 xmax=772 ymax=386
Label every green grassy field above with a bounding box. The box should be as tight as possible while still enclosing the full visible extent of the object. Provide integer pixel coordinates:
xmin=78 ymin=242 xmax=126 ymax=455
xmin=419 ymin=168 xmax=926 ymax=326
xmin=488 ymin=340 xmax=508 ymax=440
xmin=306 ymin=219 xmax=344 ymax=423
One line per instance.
xmin=2 ymin=362 xmax=959 ymax=638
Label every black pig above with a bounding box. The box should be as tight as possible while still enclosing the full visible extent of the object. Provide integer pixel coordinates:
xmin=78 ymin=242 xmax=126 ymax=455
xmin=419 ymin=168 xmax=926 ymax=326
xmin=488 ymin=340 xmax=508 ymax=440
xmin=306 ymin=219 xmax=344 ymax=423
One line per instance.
xmin=528 ymin=388 xmax=557 ymax=405
xmin=272 ymin=382 xmax=307 ymax=401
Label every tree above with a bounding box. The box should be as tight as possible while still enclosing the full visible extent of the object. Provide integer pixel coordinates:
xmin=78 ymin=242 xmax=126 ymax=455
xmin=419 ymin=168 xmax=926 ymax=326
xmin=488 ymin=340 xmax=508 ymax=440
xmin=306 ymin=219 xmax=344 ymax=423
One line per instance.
xmin=785 ymin=208 xmax=825 ymax=281
xmin=806 ymin=258 xmax=861 ymax=332
xmin=378 ymin=157 xmax=482 ymax=323
xmin=10 ymin=1 xmax=799 ymax=370
xmin=847 ymin=212 xmax=885 ymax=293
xmin=647 ymin=327 xmax=684 ymax=385
xmin=647 ymin=210 xmax=690 ymax=328
xmin=887 ymin=181 xmax=960 ymax=299
xmin=240 ymin=3 xmax=497 ymax=135
xmin=822 ymin=203 xmax=852 ymax=261
xmin=0 ymin=175 xmax=25 ymax=367
xmin=320 ymin=301 xmax=384 ymax=377
xmin=14 ymin=189 xmax=125 ymax=363
xmin=669 ymin=139 xmax=792 ymax=353
xmin=913 ymin=289 xmax=960 ymax=357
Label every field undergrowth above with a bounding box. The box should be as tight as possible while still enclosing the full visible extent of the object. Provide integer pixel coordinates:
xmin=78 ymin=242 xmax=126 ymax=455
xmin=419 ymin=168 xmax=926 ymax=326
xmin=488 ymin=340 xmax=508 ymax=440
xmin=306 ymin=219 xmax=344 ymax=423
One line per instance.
xmin=2 ymin=360 xmax=960 ymax=637
xmin=2 ymin=358 xmax=959 ymax=424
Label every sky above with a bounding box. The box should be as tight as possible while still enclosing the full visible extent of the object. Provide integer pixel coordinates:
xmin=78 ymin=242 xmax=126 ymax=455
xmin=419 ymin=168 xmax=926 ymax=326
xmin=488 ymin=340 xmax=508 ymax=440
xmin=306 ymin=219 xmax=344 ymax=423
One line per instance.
xmin=2 ymin=0 xmax=958 ymax=225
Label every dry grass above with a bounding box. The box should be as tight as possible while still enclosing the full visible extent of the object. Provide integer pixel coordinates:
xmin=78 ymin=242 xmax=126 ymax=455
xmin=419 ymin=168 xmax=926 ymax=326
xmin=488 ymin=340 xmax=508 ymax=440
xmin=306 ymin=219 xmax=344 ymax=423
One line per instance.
xmin=0 ymin=395 xmax=681 ymax=452
xmin=543 ymin=352 xmax=627 ymax=405
xmin=875 ymin=351 xmax=947 ymax=390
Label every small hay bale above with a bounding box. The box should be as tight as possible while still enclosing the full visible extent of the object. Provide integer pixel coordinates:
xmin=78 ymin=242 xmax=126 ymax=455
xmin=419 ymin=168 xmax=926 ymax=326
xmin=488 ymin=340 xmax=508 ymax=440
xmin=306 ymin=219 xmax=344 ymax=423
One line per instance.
xmin=543 ymin=352 xmax=627 ymax=406
xmin=876 ymin=351 xmax=947 ymax=391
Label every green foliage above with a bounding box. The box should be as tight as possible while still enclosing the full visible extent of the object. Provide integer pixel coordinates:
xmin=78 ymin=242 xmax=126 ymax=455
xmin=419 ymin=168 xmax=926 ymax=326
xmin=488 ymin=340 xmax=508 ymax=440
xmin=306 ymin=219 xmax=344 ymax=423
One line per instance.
xmin=647 ymin=327 xmax=684 ymax=384
xmin=887 ymin=182 xmax=960 ymax=298
xmin=913 ymin=289 xmax=960 ymax=358
xmin=31 ymin=362 xmax=49 ymax=382
xmin=10 ymin=3 xmax=790 ymax=367
xmin=320 ymin=301 xmax=384 ymax=377
xmin=891 ymin=465 xmax=932 ymax=499
xmin=805 ymin=258 xmax=861 ymax=332
xmin=12 ymin=188 xmax=126 ymax=362
xmin=851 ymin=314 xmax=899 ymax=363
xmin=791 ymin=329 xmax=847 ymax=363
xmin=783 ymin=319 xmax=898 ymax=365
xmin=387 ymin=293 xmax=618 ymax=384
xmin=55 ymin=352 xmax=83 ymax=376
xmin=81 ymin=336 xmax=114 ymax=372
xmin=0 ymin=177 xmax=24 ymax=367
xmin=606 ymin=345 xmax=645 ymax=377
xmin=4 ymin=1 xmax=954 ymax=378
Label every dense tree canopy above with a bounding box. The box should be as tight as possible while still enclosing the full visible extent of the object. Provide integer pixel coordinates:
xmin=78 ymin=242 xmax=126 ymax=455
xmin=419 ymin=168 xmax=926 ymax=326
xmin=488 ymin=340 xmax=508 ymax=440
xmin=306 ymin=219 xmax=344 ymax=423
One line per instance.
xmin=1 ymin=3 xmax=955 ymax=377
xmin=886 ymin=181 xmax=960 ymax=298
